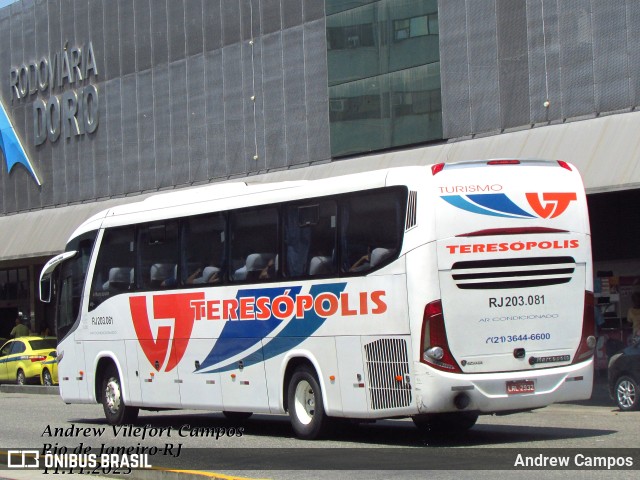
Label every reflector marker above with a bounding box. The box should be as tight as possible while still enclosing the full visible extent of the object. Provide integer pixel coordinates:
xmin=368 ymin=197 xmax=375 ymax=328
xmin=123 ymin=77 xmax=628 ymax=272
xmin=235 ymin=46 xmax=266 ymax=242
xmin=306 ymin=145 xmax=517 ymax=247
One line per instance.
xmin=451 ymin=385 xmax=475 ymax=391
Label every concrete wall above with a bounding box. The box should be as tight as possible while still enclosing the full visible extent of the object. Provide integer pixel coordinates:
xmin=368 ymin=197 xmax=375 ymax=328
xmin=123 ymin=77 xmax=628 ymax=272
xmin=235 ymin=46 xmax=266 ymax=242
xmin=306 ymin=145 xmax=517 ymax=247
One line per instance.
xmin=0 ymin=0 xmax=331 ymax=215
xmin=439 ymin=0 xmax=640 ymax=138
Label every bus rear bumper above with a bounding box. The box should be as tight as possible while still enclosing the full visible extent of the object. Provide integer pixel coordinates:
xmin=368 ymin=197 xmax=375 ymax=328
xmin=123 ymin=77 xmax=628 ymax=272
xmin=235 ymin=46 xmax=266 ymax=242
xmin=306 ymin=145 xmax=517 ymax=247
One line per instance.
xmin=413 ymin=359 xmax=594 ymax=414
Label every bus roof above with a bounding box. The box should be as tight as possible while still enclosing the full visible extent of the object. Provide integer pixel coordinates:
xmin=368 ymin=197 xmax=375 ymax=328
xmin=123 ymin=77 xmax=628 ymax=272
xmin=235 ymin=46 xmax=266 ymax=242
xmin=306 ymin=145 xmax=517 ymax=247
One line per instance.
xmin=66 ymin=167 xmax=414 ymax=241
xmin=65 ymin=160 xmax=583 ymax=243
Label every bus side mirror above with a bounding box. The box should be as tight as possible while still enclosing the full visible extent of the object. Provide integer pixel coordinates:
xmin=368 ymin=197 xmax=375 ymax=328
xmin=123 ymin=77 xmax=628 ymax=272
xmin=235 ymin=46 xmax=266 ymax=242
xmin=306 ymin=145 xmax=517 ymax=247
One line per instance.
xmin=40 ymin=276 xmax=52 ymax=303
xmin=39 ymin=250 xmax=77 ymax=304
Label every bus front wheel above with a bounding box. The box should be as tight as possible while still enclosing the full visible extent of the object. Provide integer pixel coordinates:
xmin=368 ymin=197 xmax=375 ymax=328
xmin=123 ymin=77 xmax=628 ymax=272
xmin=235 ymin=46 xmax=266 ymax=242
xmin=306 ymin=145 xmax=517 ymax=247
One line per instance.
xmin=101 ymin=365 xmax=139 ymax=425
xmin=287 ymin=366 xmax=329 ymax=440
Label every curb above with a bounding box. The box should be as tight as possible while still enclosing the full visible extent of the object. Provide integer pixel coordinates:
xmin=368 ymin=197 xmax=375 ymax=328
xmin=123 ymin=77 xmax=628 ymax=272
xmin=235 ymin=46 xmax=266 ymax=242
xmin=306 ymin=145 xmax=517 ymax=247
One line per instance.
xmin=0 ymin=385 xmax=59 ymax=395
xmin=111 ymin=468 xmax=262 ymax=480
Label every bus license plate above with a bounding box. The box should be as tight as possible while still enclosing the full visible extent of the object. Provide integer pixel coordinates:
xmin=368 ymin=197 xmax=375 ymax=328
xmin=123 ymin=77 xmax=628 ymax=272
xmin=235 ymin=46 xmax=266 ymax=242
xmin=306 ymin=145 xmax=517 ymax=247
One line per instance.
xmin=506 ymin=380 xmax=535 ymax=395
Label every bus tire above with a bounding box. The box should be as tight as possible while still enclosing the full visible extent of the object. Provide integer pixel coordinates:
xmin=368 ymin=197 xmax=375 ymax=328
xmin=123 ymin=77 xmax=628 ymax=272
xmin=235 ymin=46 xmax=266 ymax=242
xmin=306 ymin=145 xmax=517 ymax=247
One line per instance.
xmin=287 ymin=365 xmax=329 ymax=440
xmin=223 ymin=411 xmax=253 ymax=421
xmin=101 ymin=365 xmax=139 ymax=425
xmin=412 ymin=412 xmax=478 ymax=434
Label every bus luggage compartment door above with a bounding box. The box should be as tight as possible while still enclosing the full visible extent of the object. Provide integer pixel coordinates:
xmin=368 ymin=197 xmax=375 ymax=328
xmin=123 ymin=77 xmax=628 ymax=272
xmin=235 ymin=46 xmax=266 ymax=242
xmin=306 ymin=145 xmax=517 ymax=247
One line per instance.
xmin=335 ymin=336 xmax=369 ymax=417
xmin=219 ymin=344 xmax=269 ymax=413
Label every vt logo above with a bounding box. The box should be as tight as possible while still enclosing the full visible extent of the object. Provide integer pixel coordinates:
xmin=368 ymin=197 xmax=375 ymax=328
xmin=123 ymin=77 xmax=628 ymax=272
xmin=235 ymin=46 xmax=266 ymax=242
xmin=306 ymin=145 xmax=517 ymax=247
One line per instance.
xmin=441 ymin=192 xmax=577 ymax=219
xmin=129 ymin=293 xmax=203 ymax=373
xmin=0 ymin=100 xmax=41 ymax=185
xmin=525 ymin=192 xmax=577 ymax=218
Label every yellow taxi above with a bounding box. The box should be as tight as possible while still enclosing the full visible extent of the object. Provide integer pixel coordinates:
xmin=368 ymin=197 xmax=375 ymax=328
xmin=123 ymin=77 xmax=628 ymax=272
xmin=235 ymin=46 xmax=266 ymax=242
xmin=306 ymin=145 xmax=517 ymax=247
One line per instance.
xmin=0 ymin=336 xmax=58 ymax=385
xmin=40 ymin=342 xmax=59 ymax=386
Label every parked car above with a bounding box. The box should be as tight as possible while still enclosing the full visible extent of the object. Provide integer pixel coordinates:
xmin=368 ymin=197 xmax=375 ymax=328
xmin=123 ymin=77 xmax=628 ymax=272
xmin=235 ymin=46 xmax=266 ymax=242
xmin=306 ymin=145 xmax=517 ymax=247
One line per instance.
xmin=608 ymin=338 xmax=640 ymax=411
xmin=0 ymin=336 xmax=58 ymax=385
xmin=40 ymin=345 xmax=59 ymax=386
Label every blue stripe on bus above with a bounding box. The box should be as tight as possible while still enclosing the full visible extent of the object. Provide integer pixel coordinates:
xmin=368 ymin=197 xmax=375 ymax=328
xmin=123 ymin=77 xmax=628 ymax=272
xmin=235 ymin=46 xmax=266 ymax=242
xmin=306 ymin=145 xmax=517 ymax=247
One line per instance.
xmin=466 ymin=193 xmax=535 ymax=218
xmin=441 ymin=194 xmax=535 ymax=219
xmin=201 ymin=282 xmax=347 ymax=373
xmin=196 ymin=285 xmax=302 ymax=371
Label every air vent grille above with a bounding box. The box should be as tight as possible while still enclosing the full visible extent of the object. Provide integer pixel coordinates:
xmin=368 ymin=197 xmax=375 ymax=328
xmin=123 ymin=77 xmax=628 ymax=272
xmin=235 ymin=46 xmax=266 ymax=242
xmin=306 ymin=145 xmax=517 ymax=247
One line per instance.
xmin=451 ymin=256 xmax=576 ymax=290
xmin=364 ymin=338 xmax=412 ymax=410
xmin=405 ymin=191 xmax=417 ymax=230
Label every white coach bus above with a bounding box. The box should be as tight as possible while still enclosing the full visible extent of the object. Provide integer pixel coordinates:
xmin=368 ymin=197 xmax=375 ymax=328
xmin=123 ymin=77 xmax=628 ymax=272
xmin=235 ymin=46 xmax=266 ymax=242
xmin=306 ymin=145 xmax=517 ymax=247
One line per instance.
xmin=40 ymin=160 xmax=594 ymax=439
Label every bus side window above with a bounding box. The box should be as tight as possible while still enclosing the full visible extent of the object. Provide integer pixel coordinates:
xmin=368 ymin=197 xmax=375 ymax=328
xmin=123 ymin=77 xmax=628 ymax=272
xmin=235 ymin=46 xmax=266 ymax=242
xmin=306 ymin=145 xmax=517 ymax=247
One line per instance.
xmin=285 ymin=201 xmax=337 ymax=277
xmin=137 ymin=221 xmax=180 ymax=290
xmin=89 ymin=227 xmax=135 ymax=311
xmin=229 ymin=207 xmax=278 ymax=283
xmin=340 ymin=188 xmax=405 ymax=274
xmin=181 ymin=213 xmax=226 ymax=286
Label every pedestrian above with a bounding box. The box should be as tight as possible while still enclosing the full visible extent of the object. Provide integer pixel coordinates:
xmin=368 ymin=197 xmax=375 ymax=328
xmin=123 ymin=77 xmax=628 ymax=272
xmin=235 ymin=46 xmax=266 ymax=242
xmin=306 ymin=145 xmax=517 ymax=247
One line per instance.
xmin=10 ymin=316 xmax=30 ymax=338
xmin=626 ymin=292 xmax=640 ymax=342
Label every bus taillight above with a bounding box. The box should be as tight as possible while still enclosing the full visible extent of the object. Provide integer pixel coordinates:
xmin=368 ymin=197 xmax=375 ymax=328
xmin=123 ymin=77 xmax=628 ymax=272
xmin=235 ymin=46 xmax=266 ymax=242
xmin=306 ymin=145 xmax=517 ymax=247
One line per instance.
xmin=431 ymin=163 xmax=445 ymax=175
xmin=557 ymin=160 xmax=572 ymax=171
xmin=421 ymin=300 xmax=462 ymax=373
xmin=487 ymin=159 xmax=520 ymax=165
xmin=572 ymin=291 xmax=596 ymax=364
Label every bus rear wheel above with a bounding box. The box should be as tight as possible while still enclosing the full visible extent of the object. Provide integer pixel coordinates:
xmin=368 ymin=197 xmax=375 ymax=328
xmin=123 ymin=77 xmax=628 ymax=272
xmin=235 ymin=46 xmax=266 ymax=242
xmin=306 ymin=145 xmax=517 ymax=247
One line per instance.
xmin=101 ymin=365 xmax=139 ymax=425
xmin=287 ymin=365 xmax=329 ymax=440
xmin=412 ymin=412 xmax=478 ymax=434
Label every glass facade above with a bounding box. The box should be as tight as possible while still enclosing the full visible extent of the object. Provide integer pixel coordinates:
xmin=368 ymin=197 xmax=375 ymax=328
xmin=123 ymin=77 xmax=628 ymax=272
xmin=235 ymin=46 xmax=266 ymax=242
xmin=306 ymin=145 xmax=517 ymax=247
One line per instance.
xmin=0 ymin=268 xmax=29 ymax=301
xmin=327 ymin=0 xmax=442 ymax=157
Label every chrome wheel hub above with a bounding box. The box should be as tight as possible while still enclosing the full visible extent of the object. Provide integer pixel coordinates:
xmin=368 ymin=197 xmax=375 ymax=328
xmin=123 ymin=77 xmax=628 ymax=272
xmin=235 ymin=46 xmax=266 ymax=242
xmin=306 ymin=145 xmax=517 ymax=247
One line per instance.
xmin=294 ymin=380 xmax=315 ymax=425
xmin=105 ymin=377 xmax=122 ymax=414
xmin=617 ymin=379 xmax=636 ymax=409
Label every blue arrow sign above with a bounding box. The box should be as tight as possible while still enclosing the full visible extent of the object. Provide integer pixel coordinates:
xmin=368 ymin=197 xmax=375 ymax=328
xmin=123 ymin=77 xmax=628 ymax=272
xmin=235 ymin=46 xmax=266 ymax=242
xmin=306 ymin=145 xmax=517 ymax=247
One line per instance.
xmin=0 ymin=100 xmax=41 ymax=186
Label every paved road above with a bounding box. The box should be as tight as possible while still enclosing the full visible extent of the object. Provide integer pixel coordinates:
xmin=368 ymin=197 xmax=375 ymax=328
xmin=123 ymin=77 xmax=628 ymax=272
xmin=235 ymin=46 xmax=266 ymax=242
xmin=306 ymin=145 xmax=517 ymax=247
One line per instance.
xmin=0 ymin=380 xmax=638 ymax=479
